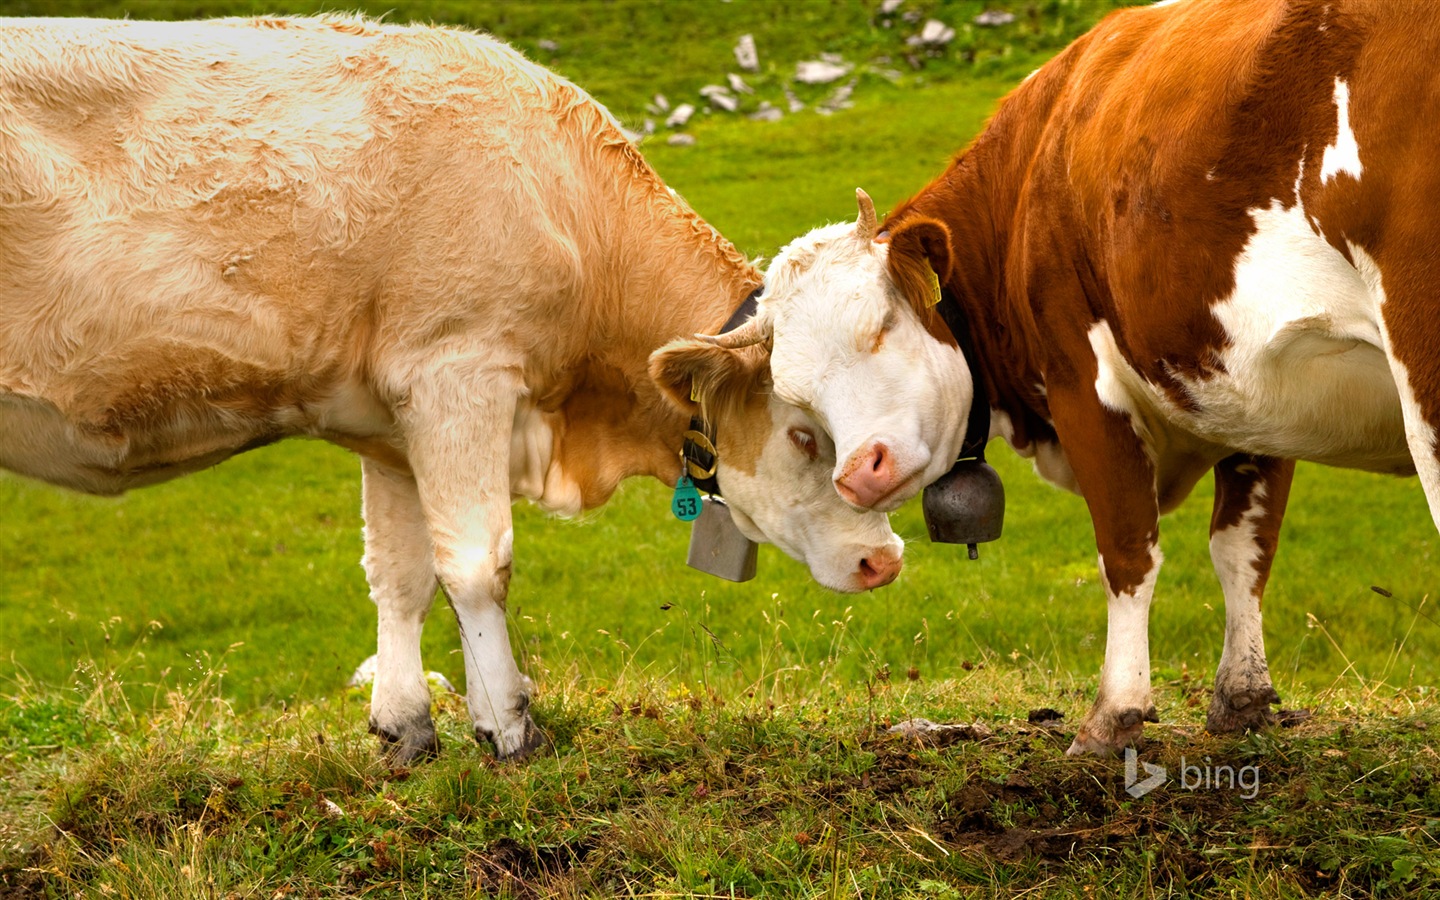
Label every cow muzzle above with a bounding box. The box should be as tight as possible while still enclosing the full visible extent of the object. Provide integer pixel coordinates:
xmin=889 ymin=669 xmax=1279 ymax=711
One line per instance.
xmin=835 ymin=440 xmax=927 ymax=511
xmin=854 ymin=544 xmax=903 ymax=591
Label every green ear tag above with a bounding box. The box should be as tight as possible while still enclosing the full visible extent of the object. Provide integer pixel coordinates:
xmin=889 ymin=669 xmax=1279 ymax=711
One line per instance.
xmin=672 ymin=475 xmax=702 ymax=521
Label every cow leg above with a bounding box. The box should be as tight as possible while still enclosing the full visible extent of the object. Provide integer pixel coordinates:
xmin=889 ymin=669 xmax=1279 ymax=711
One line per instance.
xmin=1048 ymin=384 xmax=1162 ymax=757
xmin=1380 ymin=309 xmax=1440 ymax=536
xmin=1206 ymin=454 xmax=1293 ymax=733
xmin=361 ymin=458 xmax=441 ymax=763
xmin=400 ymin=366 xmax=542 ymax=761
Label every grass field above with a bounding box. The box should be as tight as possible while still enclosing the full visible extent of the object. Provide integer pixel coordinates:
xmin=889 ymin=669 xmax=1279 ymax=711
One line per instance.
xmin=2 ymin=1 xmax=1439 ymax=897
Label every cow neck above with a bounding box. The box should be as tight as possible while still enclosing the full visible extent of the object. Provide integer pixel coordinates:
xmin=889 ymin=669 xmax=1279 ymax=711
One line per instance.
xmin=894 ymin=60 xmax=1078 ymax=453
xmin=933 ymin=288 xmax=992 ymax=462
xmin=681 ymin=288 xmax=762 ymax=496
xmin=558 ymin=136 xmax=761 ymax=505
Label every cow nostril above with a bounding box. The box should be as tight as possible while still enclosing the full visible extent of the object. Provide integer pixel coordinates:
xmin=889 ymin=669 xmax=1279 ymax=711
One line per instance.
xmin=870 ymin=445 xmax=887 ymax=473
xmin=859 ymin=558 xmax=879 ymax=579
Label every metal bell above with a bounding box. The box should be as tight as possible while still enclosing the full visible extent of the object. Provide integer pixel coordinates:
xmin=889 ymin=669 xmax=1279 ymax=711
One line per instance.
xmin=687 ymin=497 xmax=759 ymax=582
xmin=922 ymin=458 xmax=1006 ymax=559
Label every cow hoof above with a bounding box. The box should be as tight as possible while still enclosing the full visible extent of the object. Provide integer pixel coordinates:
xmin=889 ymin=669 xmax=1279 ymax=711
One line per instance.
xmin=369 ymin=719 xmax=441 ymax=765
xmin=477 ymin=713 xmax=546 ymax=762
xmin=1206 ymin=686 xmax=1281 ymax=733
xmin=1065 ymin=705 xmax=1156 ymax=756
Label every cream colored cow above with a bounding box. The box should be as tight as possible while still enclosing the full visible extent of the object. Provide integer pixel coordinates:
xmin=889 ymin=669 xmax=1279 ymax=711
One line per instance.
xmin=0 ymin=15 xmax=902 ymax=762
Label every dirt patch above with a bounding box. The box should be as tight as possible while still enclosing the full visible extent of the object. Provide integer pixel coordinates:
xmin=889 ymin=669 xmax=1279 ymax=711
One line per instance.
xmin=856 ymin=721 xmax=1315 ymax=889
xmin=1026 ymin=708 xmax=1065 ymax=726
xmin=0 ymin=851 xmax=47 ymax=899
xmin=468 ymin=836 xmax=595 ymax=899
xmin=935 ymin=764 xmax=1147 ymax=861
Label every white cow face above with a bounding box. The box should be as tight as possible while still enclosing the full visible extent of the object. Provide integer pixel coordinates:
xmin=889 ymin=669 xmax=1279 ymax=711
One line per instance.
xmin=649 ymin=340 xmax=903 ymax=593
xmin=697 ymin=191 xmax=971 ymax=512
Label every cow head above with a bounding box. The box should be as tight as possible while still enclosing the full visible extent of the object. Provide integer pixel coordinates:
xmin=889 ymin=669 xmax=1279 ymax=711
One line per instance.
xmin=696 ymin=190 xmax=970 ymax=512
xmin=649 ymin=340 xmax=903 ymax=592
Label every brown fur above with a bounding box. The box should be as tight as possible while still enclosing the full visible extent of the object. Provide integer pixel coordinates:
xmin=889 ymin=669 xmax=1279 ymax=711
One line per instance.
xmin=881 ymin=0 xmax=1433 ymax=593
xmin=648 ymin=340 xmax=771 ymax=477
xmin=882 ymin=217 xmax=955 ymax=348
xmin=1210 ymin=455 xmax=1294 ymax=605
xmin=0 ymin=15 xmax=762 ymax=506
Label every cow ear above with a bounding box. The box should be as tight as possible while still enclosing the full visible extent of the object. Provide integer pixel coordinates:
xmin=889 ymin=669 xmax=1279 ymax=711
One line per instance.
xmin=648 ymin=338 xmax=762 ymax=421
xmin=886 ymin=215 xmax=954 ymax=285
xmin=884 ymin=216 xmax=955 ymax=341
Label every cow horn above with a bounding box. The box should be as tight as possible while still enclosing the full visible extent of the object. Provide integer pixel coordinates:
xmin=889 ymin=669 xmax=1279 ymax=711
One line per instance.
xmin=855 ymin=188 xmax=878 ymax=243
xmin=695 ymin=313 xmax=771 ymax=349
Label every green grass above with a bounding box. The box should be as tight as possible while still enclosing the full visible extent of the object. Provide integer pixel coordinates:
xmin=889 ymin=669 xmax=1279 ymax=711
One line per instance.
xmin=3 ymin=671 xmax=1438 ymax=897
xmin=3 ymin=0 xmax=1440 ymax=896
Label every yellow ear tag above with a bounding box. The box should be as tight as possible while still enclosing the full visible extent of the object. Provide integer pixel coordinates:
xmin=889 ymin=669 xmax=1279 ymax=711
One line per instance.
xmin=926 ymin=267 xmax=942 ymax=307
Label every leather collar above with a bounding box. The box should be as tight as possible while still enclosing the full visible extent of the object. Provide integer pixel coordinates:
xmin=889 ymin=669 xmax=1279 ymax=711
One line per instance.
xmin=683 ymin=286 xmax=764 ymax=496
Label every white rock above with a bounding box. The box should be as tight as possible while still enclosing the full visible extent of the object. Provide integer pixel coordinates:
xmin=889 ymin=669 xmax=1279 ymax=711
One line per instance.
xmin=784 ymin=87 xmax=805 ymax=113
xmin=819 ymin=78 xmax=857 ymax=112
xmin=701 ymin=88 xmax=738 ymax=112
xmin=749 ymin=103 xmax=783 ymax=122
xmin=653 ymin=93 xmax=670 ymax=112
xmin=795 ymin=60 xmax=851 ymax=84
xmin=820 ymin=52 xmax=845 ymax=64
xmin=667 ymin=133 xmax=697 ymax=147
xmin=734 ymin=33 xmax=759 ymax=72
xmin=727 ymin=73 xmax=754 ymax=95
xmin=665 ymin=103 xmax=695 ymax=128
xmin=319 ymin=798 xmax=346 ymax=819
xmin=643 ymin=118 xmax=656 ymax=135
xmin=347 ymin=654 xmax=377 ymax=688
xmin=887 ymin=717 xmax=993 ymax=742
xmin=908 ymin=19 xmax=956 ymax=46
xmin=880 ymin=0 xmax=904 ymax=12
xmin=974 ymin=9 xmax=1017 ymax=26
xmin=537 ymin=38 xmax=558 ymax=52
xmin=347 ymin=653 xmax=455 ymax=694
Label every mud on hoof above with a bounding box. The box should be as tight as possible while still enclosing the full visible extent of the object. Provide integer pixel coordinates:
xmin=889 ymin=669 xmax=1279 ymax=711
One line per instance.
xmin=1206 ymin=685 xmax=1281 ymax=733
xmin=477 ymin=712 xmax=546 ymax=762
xmin=1066 ymin=705 xmax=1158 ymax=757
xmin=369 ymin=719 xmax=441 ymax=765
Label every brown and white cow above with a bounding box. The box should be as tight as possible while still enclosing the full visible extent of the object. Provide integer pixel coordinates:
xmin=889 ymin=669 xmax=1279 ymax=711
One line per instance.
xmin=705 ymin=0 xmax=1436 ymax=754
xmin=0 ymin=15 xmax=902 ymax=763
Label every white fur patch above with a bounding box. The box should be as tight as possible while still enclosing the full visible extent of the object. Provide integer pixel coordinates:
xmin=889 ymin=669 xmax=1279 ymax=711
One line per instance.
xmin=1087 ymin=321 xmax=1165 ymax=462
xmin=1075 ymin=186 xmax=1409 ymax=472
xmin=1209 ymin=481 xmax=1266 ymax=602
xmin=1320 ymin=78 xmax=1363 ymax=184
xmin=1209 ymin=479 xmax=1273 ymax=698
xmin=1033 ymin=441 xmax=1081 ymax=495
xmin=1363 ymin=243 xmax=1440 ymax=532
xmin=718 ymin=398 xmax=902 ymax=592
xmin=1095 ymin=542 xmax=1164 ymax=713
xmin=1194 ymin=195 xmax=1407 ymax=467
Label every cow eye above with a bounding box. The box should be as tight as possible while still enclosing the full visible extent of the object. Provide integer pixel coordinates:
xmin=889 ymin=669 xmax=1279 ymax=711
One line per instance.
xmin=868 ymin=311 xmax=897 ymax=353
xmin=870 ymin=326 xmax=888 ymax=354
xmin=788 ymin=427 xmax=819 ymax=461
